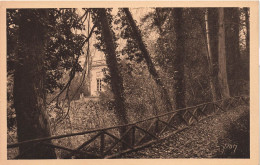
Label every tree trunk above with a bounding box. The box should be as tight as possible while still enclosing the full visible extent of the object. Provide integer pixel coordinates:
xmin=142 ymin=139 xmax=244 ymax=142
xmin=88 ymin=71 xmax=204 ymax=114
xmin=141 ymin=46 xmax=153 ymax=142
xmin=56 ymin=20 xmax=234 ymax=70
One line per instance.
xmin=218 ymin=8 xmax=230 ymax=98
xmin=97 ymin=9 xmax=129 ymax=148
xmin=172 ymin=8 xmax=186 ymax=109
xmin=123 ymin=8 xmax=173 ymax=112
xmin=13 ymin=9 xmax=56 ymax=159
xmin=208 ymin=8 xmax=221 ymax=100
xmin=85 ymin=14 xmax=92 ymax=96
xmin=205 ymin=8 xmax=217 ymax=102
xmin=244 ymin=7 xmax=250 ymax=83
xmin=244 ymin=7 xmax=250 ymax=57
xmin=224 ymin=8 xmax=241 ymax=96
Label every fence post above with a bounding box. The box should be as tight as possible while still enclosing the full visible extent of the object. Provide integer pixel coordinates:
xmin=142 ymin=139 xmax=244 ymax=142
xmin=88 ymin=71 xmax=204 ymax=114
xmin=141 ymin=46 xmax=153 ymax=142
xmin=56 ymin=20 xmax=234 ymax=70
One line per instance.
xmin=100 ymin=131 xmax=105 ymax=157
xmin=212 ymin=103 xmax=216 ymax=113
xmin=155 ymin=118 xmax=159 ymax=135
xmin=131 ymin=126 xmax=135 ymax=147
xmin=241 ymin=96 xmax=249 ymax=105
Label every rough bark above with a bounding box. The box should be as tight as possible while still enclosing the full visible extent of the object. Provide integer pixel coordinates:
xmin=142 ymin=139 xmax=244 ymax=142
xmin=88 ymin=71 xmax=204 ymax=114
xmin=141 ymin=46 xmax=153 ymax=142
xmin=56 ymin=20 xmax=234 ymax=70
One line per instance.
xmin=85 ymin=14 xmax=92 ymax=96
xmin=208 ymin=8 xmax=221 ymax=100
xmin=224 ymin=8 xmax=241 ymax=96
xmin=123 ymin=8 xmax=173 ymax=112
xmin=244 ymin=7 xmax=250 ymax=83
xmin=172 ymin=8 xmax=186 ymax=109
xmin=218 ymin=8 xmax=230 ymax=98
xmin=13 ymin=9 xmax=56 ymax=159
xmin=244 ymin=8 xmax=250 ymax=58
xmin=205 ymin=8 xmax=217 ymax=102
xmin=97 ymin=9 xmax=129 ymax=147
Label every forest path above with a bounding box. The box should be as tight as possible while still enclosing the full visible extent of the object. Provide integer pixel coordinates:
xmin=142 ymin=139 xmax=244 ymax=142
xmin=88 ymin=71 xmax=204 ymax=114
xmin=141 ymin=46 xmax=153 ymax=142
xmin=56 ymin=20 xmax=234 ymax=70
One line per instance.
xmin=121 ymin=105 xmax=249 ymax=158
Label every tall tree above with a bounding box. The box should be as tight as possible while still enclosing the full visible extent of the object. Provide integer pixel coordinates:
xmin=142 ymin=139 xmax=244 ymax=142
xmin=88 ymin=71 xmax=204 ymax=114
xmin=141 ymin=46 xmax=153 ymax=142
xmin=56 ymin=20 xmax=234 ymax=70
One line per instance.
xmin=96 ymin=8 xmax=130 ymax=146
xmin=172 ymin=8 xmax=186 ymax=109
xmin=244 ymin=8 xmax=250 ymax=57
xmin=207 ymin=8 xmax=221 ymax=99
xmin=243 ymin=7 xmax=250 ymax=84
xmin=13 ymin=9 xmax=56 ymax=158
xmin=225 ymin=8 xmax=241 ymax=96
xmin=204 ymin=8 xmax=217 ymax=101
xmin=123 ymin=8 xmax=173 ymax=112
xmin=218 ymin=8 xmax=230 ymax=98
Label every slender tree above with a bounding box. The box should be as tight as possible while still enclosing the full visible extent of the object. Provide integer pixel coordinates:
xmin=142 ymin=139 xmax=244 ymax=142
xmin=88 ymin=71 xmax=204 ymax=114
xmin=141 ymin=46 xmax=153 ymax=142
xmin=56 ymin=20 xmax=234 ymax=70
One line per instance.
xmin=82 ymin=13 xmax=92 ymax=96
xmin=13 ymin=9 xmax=56 ymax=158
xmin=208 ymin=8 xmax=221 ymax=99
xmin=244 ymin=8 xmax=250 ymax=57
xmin=172 ymin=8 xmax=186 ymax=109
xmin=123 ymin=8 xmax=173 ymax=112
xmin=225 ymin=8 xmax=241 ymax=96
xmin=218 ymin=8 xmax=230 ymax=98
xmin=97 ymin=8 xmax=130 ymax=147
xmin=204 ymin=8 xmax=217 ymax=101
xmin=243 ymin=7 xmax=250 ymax=84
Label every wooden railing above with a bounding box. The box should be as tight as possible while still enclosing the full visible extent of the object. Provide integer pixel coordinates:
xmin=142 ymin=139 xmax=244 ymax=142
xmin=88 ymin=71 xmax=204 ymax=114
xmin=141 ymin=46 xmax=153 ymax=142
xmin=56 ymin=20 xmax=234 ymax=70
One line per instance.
xmin=7 ymin=96 xmax=249 ymax=159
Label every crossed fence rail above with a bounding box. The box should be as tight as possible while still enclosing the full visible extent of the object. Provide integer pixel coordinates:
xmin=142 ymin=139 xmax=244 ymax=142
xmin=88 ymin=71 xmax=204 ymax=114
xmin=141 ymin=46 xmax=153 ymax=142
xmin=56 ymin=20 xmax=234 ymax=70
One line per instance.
xmin=7 ymin=96 xmax=249 ymax=159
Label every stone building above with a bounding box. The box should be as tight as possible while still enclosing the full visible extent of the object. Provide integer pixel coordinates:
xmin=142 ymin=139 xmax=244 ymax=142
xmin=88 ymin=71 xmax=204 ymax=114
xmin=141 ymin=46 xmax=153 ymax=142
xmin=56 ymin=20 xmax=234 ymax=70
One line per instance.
xmin=89 ymin=53 xmax=106 ymax=97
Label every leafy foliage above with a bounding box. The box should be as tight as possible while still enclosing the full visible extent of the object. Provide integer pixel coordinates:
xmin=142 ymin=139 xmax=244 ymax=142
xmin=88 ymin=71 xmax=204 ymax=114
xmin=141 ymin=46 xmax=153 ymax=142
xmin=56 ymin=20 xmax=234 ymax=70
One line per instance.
xmin=7 ymin=9 xmax=87 ymax=128
xmin=7 ymin=7 xmax=250 ymax=159
xmin=7 ymin=9 xmax=86 ymax=94
xmin=115 ymin=9 xmax=144 ymax=63
xmin=142 ymin=8 xmax=214 ymax=105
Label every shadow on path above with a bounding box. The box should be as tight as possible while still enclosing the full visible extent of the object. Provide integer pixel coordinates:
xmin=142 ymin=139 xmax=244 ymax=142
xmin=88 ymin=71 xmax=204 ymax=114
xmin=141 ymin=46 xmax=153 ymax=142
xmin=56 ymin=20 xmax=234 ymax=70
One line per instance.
xmin=121 ymin=105 xmax=249 ymax=158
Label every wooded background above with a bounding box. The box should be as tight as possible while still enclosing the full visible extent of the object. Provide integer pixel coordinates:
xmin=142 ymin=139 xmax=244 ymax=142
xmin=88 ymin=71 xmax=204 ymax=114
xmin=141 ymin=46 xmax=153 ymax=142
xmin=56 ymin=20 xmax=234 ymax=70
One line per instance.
xmin=7 ymin=8 xmax=249 ymax=159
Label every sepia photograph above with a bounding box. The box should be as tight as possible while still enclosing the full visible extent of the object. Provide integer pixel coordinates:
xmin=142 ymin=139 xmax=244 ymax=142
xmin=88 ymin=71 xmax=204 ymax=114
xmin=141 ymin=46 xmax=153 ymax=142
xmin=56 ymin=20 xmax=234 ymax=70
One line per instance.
xmin=1 ymin=1 xmax=258 ymax=164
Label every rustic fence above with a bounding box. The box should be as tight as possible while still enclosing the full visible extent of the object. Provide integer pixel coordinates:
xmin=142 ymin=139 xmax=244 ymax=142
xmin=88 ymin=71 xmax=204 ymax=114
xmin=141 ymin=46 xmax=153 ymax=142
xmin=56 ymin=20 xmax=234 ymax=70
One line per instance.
xmin=7 ymin=96 xmax=249 ymax=159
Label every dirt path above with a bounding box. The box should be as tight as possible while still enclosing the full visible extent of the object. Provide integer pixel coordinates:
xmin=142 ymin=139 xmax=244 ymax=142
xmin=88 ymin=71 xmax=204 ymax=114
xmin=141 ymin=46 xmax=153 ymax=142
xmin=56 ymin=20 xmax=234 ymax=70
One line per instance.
xmin=121 ymin=105 xmax=249 ymax=158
